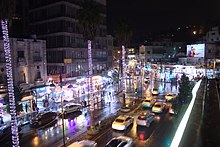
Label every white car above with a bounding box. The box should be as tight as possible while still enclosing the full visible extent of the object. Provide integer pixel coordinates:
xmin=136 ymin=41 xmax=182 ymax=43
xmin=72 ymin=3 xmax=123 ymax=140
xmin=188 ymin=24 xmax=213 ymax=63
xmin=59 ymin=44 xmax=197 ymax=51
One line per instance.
xmin=142 ymin=98 xmax=156 ymax=108
xmin=68 ymin=140 xmax=97 ymax=147
xmin=165 ymin=93 xmax=177 ymax=101
xmin=136 ymin=111 xmax=155 ymax=127
xmin=59 ymin=103 xmax=82 ymax=115
xmin=152 ymin=88 xmax=159 ymax=95
xmin=112 ymin=115 xmax=133 ymax=131
xmin=105 ymin=136 xmax=133 ymax=147
xmin=152 ymin=102 xmax=166 ymax=113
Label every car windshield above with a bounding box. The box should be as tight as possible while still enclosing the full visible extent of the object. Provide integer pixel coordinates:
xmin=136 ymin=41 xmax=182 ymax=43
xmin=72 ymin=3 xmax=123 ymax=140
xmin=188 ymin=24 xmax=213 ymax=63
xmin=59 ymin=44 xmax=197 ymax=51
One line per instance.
xmin=106 ymin=139 xmax=122 ymax=147
xmin=167 ymin=94 xmax=173 ymax=96
xmin=153 ymin=89 xmax=158 ymax=91
xmin=154 ymin=104 xmax=161 ymax=107
xmin=138 ymin=115 xmax=147 ymax=120
xmin=144 ymin=100 xmax=151 ymax=102
xmin=115 ymin=119 xmax=124 ymax=123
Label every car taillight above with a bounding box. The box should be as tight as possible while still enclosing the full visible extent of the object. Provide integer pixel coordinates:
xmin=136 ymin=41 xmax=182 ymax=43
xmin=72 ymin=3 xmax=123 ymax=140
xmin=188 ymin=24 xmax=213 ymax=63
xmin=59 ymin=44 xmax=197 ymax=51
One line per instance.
xmin=145 ymin=120 xmax=148 ymax=123
xmin=139 ymin=134 xmax=145 ymax=140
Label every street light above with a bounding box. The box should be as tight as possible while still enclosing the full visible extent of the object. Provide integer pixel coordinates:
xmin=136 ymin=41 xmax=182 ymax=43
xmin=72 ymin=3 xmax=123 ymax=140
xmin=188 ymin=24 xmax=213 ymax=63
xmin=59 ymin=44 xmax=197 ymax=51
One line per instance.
xmin=59 ymin=73 xmax=66 ymax=147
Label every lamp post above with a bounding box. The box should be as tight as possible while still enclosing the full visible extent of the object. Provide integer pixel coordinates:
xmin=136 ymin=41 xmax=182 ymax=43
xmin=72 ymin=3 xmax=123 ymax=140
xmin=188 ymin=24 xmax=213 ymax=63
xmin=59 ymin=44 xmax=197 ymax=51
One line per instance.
xmin=122 ymin=45 xmax=126 ymax=107
xmin=59 ymin=72 xmax=66 ymax=147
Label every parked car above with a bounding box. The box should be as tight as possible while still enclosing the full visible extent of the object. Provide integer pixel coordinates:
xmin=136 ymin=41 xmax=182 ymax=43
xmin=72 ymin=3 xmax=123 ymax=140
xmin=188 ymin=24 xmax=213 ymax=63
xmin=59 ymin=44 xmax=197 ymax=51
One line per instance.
xmin=68 ymin=140 xmax=97 ymax=147
xmin=105 ymin=136 xmax=133 ymax=147
xmin=152 ymin=88 xmax=159 ymax=95
xmin=112 ymin=115 xmax=133 ymax=131
xmin=165 ymin=93 xmax=177 ymax=101
xmin=142 ymin=98 xmax=156 ymax=108
xmin=136 ymin=111 xmax=155 ymax=127
xmin=30 ymin=112 xmax=57 ymax=128
xmin=152 ymin=102 xmax=166 ymax=113
xmin=58 ymin=103 xmax=82 ymax=115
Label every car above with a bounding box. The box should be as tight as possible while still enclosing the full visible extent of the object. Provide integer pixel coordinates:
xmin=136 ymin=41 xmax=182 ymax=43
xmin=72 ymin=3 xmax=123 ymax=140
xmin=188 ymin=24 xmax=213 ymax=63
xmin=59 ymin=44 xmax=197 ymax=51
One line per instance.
xmin=59 ymin=103 xmax=82 ymax=115
xmin=120 ymin=106 xmax=131 ymax=113
xmin=30 ymin=112 xmax=57 ymax=128
xmin=165 ymin=93 xmax=177 ymax=101
xmin=68 ymin=140 xmax=97 ymax=147
xmin=136 ymin=111 xmax=155 ymax=127
xmin=105 ymin=136 xmax=133 ymax=147
xmin=152 ymin=88 xmax=159 ymax=95
xmin=112 ymin=115 xmax=133 ymax=131
xmin=142 ymin=98 xmax=156 ymax=108
xmin=152 ymin=102 xmax=166 ymax=113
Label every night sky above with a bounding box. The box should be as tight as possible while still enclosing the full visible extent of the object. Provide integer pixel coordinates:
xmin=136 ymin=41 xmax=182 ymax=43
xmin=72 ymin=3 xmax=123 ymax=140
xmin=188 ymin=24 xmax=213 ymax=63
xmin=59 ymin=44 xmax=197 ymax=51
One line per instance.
xmin=107 ymin=0 xmax=220 ymax=44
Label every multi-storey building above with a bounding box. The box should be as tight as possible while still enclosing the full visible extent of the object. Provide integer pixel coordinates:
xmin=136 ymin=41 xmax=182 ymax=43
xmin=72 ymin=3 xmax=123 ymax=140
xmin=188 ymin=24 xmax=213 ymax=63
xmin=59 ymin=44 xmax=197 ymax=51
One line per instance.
xmin=0 ymin=38 xmax=47 ymax=86
xmin=139 ymin=39 xmax=186 ymax=63
xmin=205 ymin=27 xmax=220 ymax=43
xmin=28 ymin=0 xmax=113 ymax=80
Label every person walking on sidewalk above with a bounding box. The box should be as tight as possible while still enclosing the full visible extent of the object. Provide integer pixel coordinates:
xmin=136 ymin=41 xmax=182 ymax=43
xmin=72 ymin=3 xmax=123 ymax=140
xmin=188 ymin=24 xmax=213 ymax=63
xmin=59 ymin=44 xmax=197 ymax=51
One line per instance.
xmin=25 ymin=103 xmax=28 ymax=113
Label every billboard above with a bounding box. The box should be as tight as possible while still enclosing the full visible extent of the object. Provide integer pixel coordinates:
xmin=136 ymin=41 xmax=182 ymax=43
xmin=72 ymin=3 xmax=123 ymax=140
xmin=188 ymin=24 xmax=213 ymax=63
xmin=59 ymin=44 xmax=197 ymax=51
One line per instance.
xmin=187 ymin=44 xmax=205 ymax=58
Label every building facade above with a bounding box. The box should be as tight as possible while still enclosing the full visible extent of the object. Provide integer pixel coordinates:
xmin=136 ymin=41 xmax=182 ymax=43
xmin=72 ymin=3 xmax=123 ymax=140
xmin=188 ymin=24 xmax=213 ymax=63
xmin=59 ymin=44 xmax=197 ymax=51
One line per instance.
xmin=27 ymin=0 xmax=113 ymax=80
xmin=0 ymin=38 xmax=47 ymax=86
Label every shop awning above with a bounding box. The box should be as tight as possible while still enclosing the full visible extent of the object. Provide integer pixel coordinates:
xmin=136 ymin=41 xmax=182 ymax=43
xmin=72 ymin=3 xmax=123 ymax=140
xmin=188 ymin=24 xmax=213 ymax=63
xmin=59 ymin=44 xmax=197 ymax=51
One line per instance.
xmin=21 ymin=95 xmax=34 ymax=101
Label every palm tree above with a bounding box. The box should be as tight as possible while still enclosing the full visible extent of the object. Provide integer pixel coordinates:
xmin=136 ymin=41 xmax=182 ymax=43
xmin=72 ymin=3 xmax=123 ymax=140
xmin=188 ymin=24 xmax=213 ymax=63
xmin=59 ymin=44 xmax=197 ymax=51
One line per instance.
xmin=76 ymin=0 xmax=101 ymax=133
xmin=0 ymin=0 xmax=20 ymax=146
xmin=114 ymin=20 xmax=133 ymax=107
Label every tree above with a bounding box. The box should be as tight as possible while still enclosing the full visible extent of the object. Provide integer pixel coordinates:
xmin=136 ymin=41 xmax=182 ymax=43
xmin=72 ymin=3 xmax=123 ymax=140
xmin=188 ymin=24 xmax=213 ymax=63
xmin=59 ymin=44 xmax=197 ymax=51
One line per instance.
xmin=114 ymin=19 xmax=133 ymax=107
xmin=76 ymin=0 xmax=101 ymax=133
xmin=178 ymin=73 xmax=193 ymax=105
xmin=0 ymin=0 xmax=20 ymax=146
xmin=115 ymin=19 xmax=133 ymax=46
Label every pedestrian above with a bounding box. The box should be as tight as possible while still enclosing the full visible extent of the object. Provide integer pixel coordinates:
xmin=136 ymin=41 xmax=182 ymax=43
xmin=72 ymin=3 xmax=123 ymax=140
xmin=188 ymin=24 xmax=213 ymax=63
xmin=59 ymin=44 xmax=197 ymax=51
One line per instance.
xmin=0 ymin=116 xmax=4 ymax=125
xmin=84 ymin=101 xmax=87 ymax=107
xmin=25 ymin=103 xmax=28 ymax=113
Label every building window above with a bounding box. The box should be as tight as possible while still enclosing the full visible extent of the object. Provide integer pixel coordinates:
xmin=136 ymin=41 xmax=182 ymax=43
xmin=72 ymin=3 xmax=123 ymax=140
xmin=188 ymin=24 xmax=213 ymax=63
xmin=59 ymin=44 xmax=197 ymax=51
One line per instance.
xmin=17 ymin=51 xmax=24 ymax=58
xmin=208 ymin=50 xmax=211 ymax=53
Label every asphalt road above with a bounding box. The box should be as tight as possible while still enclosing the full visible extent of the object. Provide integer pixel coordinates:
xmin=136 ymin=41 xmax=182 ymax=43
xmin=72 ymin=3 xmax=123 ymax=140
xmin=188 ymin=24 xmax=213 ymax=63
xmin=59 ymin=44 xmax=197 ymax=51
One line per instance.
xmin=0 ymin=79 xmax=179 ymax=147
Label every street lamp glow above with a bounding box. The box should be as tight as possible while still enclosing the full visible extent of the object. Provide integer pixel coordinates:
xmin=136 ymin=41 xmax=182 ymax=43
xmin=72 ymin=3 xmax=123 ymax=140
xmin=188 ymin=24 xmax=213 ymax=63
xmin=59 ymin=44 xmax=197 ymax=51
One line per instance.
xmin=193 ymin=31 xmax=197 ymax=35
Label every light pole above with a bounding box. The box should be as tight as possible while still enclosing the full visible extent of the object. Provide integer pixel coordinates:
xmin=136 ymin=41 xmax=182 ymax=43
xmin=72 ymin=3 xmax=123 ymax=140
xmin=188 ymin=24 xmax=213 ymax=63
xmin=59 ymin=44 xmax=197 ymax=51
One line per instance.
xmin=122 ymin=45 xmax=126 ymax=107
xmin=59 ymin=72 xmax=65 ymax=147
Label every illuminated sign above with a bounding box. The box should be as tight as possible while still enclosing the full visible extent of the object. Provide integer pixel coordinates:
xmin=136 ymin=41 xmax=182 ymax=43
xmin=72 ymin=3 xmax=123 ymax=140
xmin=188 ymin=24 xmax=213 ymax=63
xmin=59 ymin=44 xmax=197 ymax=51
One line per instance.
xmin=187 ymin=44 xmax=205 ymax=58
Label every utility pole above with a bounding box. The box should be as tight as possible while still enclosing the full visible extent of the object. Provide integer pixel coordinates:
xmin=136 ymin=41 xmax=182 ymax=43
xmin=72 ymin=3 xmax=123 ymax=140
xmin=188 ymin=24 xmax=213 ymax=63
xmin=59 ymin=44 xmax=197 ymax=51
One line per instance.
xmin=60 ymin=71 xmax=65 ymax=147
